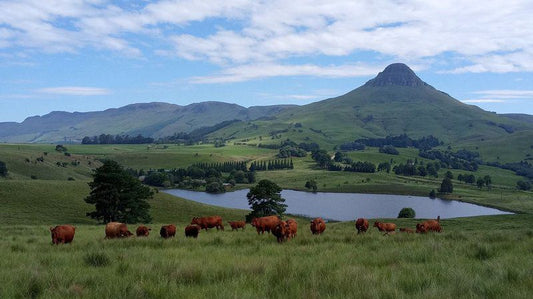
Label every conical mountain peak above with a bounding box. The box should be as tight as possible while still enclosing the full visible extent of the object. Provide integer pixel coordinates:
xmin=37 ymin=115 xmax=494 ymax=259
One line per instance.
xmin=364 ymin=63 xmax=428 ymax=87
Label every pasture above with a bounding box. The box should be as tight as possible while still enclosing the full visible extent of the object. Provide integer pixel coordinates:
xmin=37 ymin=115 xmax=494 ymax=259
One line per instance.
xmin=1 ymin=214 xmax=532 ymax=298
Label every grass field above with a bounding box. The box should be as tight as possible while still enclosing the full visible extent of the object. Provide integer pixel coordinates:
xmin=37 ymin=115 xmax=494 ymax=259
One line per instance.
xmin=1 ymin=143 xmax=533 ymax=298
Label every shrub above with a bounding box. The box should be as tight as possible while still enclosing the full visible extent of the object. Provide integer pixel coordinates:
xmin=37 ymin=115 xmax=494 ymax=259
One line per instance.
xmin=398 ymin=207 xmax=416 ymax=218
xmin=429 ymin=189 xmax=436 ymax=198
xmin=0 ymin=160 xmax=7 ymax=177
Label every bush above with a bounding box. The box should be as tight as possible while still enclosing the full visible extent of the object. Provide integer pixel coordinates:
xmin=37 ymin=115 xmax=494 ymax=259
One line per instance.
xmin=398 ymin=207 xmax=416 ymax=218
xmin=379 ymin=145 xmax=399 ymax=155
xmin=429 ymin=189 xmax=436 ymax=198
xmin=516 ymin=180 xmax=531 ymax=191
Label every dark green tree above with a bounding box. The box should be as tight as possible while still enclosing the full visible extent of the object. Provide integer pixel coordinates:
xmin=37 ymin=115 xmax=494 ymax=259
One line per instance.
xmin=483 ymin=175 xmax=492 ymax=190
xmin=246 ymin=180 xmax=287 ymax=222
xmin=0 ymin=160 xmax=7 ymax=177
xmin=85 ymin=160 xmax=153 ymax=224
xmin=305 ymin=179 xmax=318 ymax=192
xmin=398 ymin=207 xmax=416 ymax=218
xmin=477 ymin=178 xmax=485 ymax=189
xmin=429 ymin=189 xmax=436 ymax=198
xmin=445 ymin=171 xmax=454 ymax=179
xmin=439 ymin=177 xmax=453 ymax=193
xmin=516 ymin=180 xmax=531 ymax=191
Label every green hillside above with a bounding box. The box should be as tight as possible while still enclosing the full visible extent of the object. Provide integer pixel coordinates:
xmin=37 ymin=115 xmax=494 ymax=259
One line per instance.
xmin=208 ymin=64 xmax=533 ymax=163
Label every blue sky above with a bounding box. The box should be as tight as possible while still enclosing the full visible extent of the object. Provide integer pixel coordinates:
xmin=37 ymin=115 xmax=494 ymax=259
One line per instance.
xmin=1 ymin=0 xmax=533 ymax=122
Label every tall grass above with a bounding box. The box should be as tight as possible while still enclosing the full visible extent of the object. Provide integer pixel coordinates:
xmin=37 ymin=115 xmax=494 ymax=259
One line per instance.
xmin=0 ymin=215 xmax=532 ymax=298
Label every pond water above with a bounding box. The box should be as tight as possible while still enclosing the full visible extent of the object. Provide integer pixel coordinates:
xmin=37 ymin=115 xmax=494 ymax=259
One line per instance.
xmin=163 ymin=189 xmax=512 ymax=221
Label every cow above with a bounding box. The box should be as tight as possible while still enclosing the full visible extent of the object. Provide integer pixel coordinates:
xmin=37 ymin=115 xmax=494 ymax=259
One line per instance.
xmin=285 ymin=219 xmax=298 ymax=239
xmin=416 ymin=216 xmax=442 ymax=233
xmin=136 ymin=225 xmax=151 ymax=237
xmin=355 ymin=218 xmax=369 ymax=234
xmin=399 ymin=227 xmax=415 ymax=233
xmin=191 ymin=216 xmax=224 ymax=231
xmin=251 ymin=216 xmax=280 ymax=234
xmin=105 ymin=222 xmax=133 ymax=239
xmin=185 ymin=225 xmax=200 ymax=238
xmin=50 ymin=225 xmax=76 ymax=244
xmin=310 ymin=218 xmax=326 ymax=235
xmin=160 ymin=224 xmax=177 ymax=238
xmin=373 ymin=221 xmax=397 ymax=235
xmin=228 ymin=221 xmax=246 ymax=231
xmin=272 ymin=221 xmax=288 ymax=243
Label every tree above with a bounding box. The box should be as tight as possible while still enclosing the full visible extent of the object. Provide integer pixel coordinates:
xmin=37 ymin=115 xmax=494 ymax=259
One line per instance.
xmin=483 ymin=175 xmax=492 ymax=190
xmin=429 ymin=189 xmax=436 ymax=198
xmin=476 ymin=178 xmax=485 ymax=189
xmin=445 ymin=171 xmax=454 ymax=179
xmin=0 ymin=160 xmax=7 ymax=177
xmin=439 ymin=177 xmax=453 ymax=193
xmin=246 ymin=180 xmax=287 ymax=222
xmin=305 ymin=179 xmax=318 ymax=192
xmin=516 ymin=180 xmax=531 ymax=191
xmin=85 ymin=160 xmax=153 ymax=223
xmin=398 ymin=207 xmax=416 ymax=218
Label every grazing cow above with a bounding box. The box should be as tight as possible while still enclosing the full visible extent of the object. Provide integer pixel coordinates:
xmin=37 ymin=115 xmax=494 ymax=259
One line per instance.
xmin=355 ymin=218 xmax=369 ymax=234
xmin=310 ymin=218 xmax=326 ymax=235
xmin=399 ymin=228 xmax=415 ymax=233
xmin=416 ymin=216 xmax=442 ymax=233
xmin=50 ymin=225 xmax=76 ymax=244
xmin=228 ymin=221 xmax=246 ymax=231
xmin=160 ymin=224 xmax=177 ymax=238
xmin=136 ymin=225 xmax=151 ymax=237
xmin=105 ymin=222 xmax=133 ymax=239
xmin=185 ymin=225 xmax=200 ymax=238
xmin=285 ymin=219 xmax=298 ymax=239
xmin=272 ymin=221 xmax=288 ymax=243
xmin=251 ymin=216 xmax=280 ymax=234
xmin=191 ymin=216 xmax=224 ymax=231
xmin=373 ymin=221 xmax=397 ymax=235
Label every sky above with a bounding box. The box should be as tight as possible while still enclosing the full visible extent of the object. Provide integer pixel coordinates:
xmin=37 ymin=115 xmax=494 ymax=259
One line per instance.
xmin=1 ymin=0 xmax=533 ymax=123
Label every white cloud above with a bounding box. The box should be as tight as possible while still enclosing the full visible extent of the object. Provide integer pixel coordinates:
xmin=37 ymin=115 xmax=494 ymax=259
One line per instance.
xmin=1 ymin=0 xmax=533 ymax=80
xmin=190 ymin=63 xmax=386 ymax=83
xmin=37 ymin=86 xmax=110 ymax=96
xmin=472 ymin=90 xmax=533 ymax=99
xmin=462 ymin=99 xmax=506 ymax=103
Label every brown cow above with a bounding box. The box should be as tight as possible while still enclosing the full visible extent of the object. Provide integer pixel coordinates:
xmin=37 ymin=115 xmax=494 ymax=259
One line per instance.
xmin=355 ymin=218 xmax=369 ymax=234
xmin=310 ymin=218 xmax=326 ymax=235
xmin=373 ymin=221 xmax=397 ymax=235
xmin=136 ymin=225 xmax=151 ymax=237
xmin=272 ymin=221 xmax=288 ymax=243
xmin=399 ymin=227 xmax=415 ymax=233
xmin=191 ymin=216 xmax=224 ymax=231
xmin=416 ymin=216 xmax=442 ymax=233
xmin=185 ymin=225 xmax=200 ymax=238
xmin=285 ymin=219 xmax=298 ymax=239
xmin=160 ymin=224 xmax=176 ymax=238
xmin=105 ymin=222 xmax=133 ymax=239
xmin=228 ymin=221 xmax=246 ymax=231
xmin=50 ymin=225 xmax=76 ymax=244
xmin=251 ymin=216 xmax=280 ymax=234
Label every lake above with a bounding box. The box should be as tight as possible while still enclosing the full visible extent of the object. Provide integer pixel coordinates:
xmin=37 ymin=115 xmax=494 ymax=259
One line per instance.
xmin=163 ymin=189 xmax=512 ymax=221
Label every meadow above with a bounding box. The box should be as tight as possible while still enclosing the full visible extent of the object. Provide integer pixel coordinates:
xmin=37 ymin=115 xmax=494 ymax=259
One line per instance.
xmin=1 ymin=143 xmax=533 ymax=298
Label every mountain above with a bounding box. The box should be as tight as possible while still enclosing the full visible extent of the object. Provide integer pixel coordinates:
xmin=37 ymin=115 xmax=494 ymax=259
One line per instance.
xmin=208 ymin=63 xmax=533 ymax=151
xmin=0 ymin=102 xmax=296 ymax=143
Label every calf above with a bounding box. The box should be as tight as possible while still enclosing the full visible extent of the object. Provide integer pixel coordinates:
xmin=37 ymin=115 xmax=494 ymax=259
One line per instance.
xmin=285 ymin=219 xmax=298 ymax=239
xmin=416 ymin=216 xmax=442 ymax=233
xmin=105 ymin=222 xmax=133 ymax=239
xmin=310 ymin=218 xmax=326 ymax=235
xmin=136 ymin=225 xmax=151 ymax=237
xmin=373 ymin=221 xmax=396 ymax=235
xmin=272 ymin=221 xmax=288 ymax=243
xmin=228 ymin=221 xmax=246 ymax=231
xmin=160 ymin=224 xmax=177 ymax=238
xmin=355 ymin=218 xmax=369 ymax=234
xmin=50 ymin=225 xmax=76 ymax=244
xmin=185 ymin=225 xmax=200 ymax=238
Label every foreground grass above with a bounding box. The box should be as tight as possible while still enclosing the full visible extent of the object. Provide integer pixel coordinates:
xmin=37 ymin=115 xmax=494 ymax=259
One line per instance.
xmin=1 ymin=215 xmax=532 ymax=298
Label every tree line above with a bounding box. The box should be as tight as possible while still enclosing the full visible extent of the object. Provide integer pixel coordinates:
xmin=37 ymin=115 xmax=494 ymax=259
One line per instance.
xmin=340 ymin=134 xmax=442 ymax=151
xmin=82 ymin=134 xmax=154 ymax=144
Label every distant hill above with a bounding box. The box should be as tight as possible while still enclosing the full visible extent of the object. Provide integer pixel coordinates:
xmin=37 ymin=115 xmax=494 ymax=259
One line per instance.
xmin=208 ymin=64 xmax=533 ymax=152
xmin=0 ymin=102 xmax=296 ymax=143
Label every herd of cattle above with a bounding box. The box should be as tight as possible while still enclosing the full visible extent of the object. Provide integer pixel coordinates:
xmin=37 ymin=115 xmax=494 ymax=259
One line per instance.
xmin=49 ymin=215 xmax=442 ymax=245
